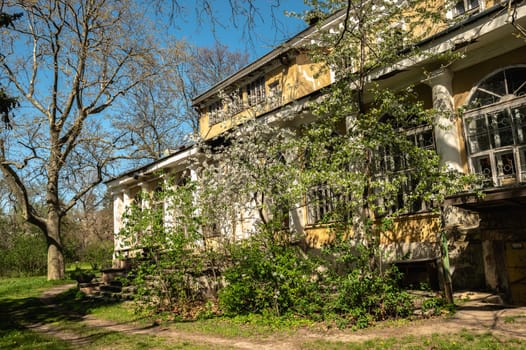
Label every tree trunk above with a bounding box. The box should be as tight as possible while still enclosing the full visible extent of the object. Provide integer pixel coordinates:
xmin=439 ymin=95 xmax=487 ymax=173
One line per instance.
xmin=46 ymin=211 xmax=65 ymax=280
xmin=440 ymin=230 xmax=454 ymax=304
xmin=439 ymin=207 xmax=454 ymax=304
xmin=47 ymin=239 xmax=65 ymax=280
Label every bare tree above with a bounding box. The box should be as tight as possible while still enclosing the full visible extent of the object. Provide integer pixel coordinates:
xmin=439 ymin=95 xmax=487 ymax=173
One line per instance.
xmin=0 ymin=0 xmax=166 ymax=279
xmin=158 ymin=0 xmax=289 ymax=48
xmin=179 ymin=42 xmax=249 ymax=132
xmin=113 ymin=51 xmax=189 ymax=161
xmin=115 ymin=41 xmax=249 ymax=160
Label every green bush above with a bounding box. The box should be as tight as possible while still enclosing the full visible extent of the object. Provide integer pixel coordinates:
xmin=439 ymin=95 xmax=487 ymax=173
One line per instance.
xmin=219 ymin=232 xmax=318 ymax=317
xmin=326 ymin=266 xmax=413 ymax=328
xmin=83 ymin=240 xmax=113 ymax=270
xmin=119 ymin=181 xmax=418 ymax=328
xmin=218 ymin=234 xmax=413 ymax=328
xmin=120 ymin=182 xmax=218 ymax=316
xmin=68 ymin=267 xmax=96 ymax=283
xmin=0 ymin=233 xmax=47 ymax=277
xmin=314 ymin=239 xmax=414 ymax=329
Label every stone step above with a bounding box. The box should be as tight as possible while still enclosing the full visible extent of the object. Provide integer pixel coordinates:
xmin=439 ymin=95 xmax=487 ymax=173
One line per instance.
xmin=99 ymin=284 xmax=123 ymax=293
xmin=121 ymin=286 xmax=137 ymax=293
xmin=78 ymin=268 xmax=139 ymax=302
xmin=109 ymin=280 xmax=123 ymax=287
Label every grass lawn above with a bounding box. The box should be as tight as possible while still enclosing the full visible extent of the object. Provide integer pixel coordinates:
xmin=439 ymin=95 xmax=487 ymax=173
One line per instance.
xmin=0 ymin=276 xmax=213 ymax=349
xmin=1 ymin=275 xmax=525 ymax=349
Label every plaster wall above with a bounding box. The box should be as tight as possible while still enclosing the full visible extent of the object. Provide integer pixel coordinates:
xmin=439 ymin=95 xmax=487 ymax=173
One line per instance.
xmin=199 ymin=53 xmax=331 ymax=140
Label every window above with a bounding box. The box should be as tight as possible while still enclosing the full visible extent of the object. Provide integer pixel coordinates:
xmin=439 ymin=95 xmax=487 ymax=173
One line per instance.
xmin=464 ymin=67 xmax=526 ymax=187
xmin=453 ymin=0 xmax=480 ymax=17
xmin=376 ymin=124 xmax=436 ymax=215
xmin=268 ymin=81 xmax=282 ymax=108
xmin=247 ymin=76 xmax=266 ymax=106
xmin=307 ymin=184 xmax=351 ymax=225
xmin=226 ymin=88 xmax=244 ymax=117
xmin=208 ymin=100 xmax=223 ymax=126
xmin=202 ymin=223 xmax=221 ymax=239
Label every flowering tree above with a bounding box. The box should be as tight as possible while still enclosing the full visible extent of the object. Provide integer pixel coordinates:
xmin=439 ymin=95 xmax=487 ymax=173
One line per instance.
xmin=198 ymin=0 xmax=479 ymax=312
xmin=120 ymin=0 xmax=481 ymax=324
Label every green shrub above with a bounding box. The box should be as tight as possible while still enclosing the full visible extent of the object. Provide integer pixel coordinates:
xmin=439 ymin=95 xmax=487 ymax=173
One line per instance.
xmin=120 ymin=182 xmax=219 ymax=316
xmin=84 ymin=240 xmax=113 ymax=270
xmin=68 ymin=267 xmax=96 ymax=283
xmin=118 ymin=180 xmax=416 ymax=329
xmin=0 ymin=233 xmax=47 ymax=277
xmin=326 ymin=266 xmax=413 ymax=328
xmin=219 ymin=231 xmax=318 ymax=317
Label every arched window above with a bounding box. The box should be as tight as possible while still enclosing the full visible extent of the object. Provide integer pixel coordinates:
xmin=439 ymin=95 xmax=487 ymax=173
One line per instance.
xmin=463 ymin=67 xmax=526 ymax=187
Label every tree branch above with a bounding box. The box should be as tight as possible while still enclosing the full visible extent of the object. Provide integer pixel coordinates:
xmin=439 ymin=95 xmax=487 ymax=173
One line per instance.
xmin=60 ymin=162 xmax=103 ymax=216
xmin=0 ymin=140 xmax=47 ymax=232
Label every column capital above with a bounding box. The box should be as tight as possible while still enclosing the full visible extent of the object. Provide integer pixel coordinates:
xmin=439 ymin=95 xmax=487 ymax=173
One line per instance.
xmin=423 ymin=68 xmax=453 ymax=88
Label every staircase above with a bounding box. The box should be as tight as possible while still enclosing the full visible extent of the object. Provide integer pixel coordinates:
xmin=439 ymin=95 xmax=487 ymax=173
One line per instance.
xmin=78 ymin=267 xmax=137 ymax=301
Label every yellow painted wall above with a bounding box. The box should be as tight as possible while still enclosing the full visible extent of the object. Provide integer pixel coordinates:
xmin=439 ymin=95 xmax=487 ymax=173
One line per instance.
xmin=380 ymin=214 xmax=440 ymax=245
xmin=407 ymin=0 xmax=449 ymax=39
xmin=304 ymin=212 xmax=440 ymax=248
xmin=410 ymin=0 xmax=501 ymax=39
xmin=199 ymin=53 xmax=331 ymax=140
xmin=505 ymin=242 xmax=526 ymax=305
xmin=453 ymin=47 xmax=526 ymax=108
xmin=305 ymin=227 xmax=339 ymax=248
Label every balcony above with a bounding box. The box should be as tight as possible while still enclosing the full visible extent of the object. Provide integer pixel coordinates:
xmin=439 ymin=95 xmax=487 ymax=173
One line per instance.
xmin=208 ymin=91 xmax=284 ymax=127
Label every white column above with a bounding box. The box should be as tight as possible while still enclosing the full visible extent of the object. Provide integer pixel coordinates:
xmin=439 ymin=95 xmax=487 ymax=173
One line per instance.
xmin=113 ymin=191 xmax=124 ymax=234
xmin=112 ymin=190 xmax=126 ymax=264
xmin=122 ymin=189 xmax=131 ymax=208
xmin=425 ymin=69 xmax=463 ymax=172
xmin=189 ymin=167 xmax=198 ymax=182
xmin=121 ymin=189 xmax=134 ymax=249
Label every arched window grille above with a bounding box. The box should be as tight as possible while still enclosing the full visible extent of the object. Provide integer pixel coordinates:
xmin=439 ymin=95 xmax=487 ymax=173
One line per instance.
xmin=463 ymin=67 xmax=526 ymax=187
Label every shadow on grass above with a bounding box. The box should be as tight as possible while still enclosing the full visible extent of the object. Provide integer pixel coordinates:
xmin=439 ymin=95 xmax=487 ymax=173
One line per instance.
xmin=0 ymin=286 xmax=125 ymax=349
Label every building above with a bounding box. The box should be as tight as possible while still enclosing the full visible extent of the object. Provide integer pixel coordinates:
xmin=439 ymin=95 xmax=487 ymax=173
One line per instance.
xmin=108 ymin=1 xmax=526 ymax=304
xmin=106 ymin=144 xmax=198 ymax=263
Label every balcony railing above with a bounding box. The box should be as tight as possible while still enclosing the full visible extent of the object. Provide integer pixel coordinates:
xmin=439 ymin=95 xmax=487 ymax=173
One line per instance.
xmin=209 ymin=92 xmax=284 ymax=126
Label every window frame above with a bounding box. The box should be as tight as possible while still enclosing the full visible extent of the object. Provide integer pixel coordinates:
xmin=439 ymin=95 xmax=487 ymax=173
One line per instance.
xmin=208 ymin=99 xmax=224 ymax=126
xmin=225 ymin=88 xmax=244 ymax=117
xmin=452 ymin=0 xmax=481 ymax=18
xmin=463 ymin=66 xmax=526 ymax=187
xmin=463 ymin=95 xmax=526 ymax=187
xmin=247 ymin=76 xmax=266 ymax=106
xmin=306 ymin=183 xmax=351 ymax=226
xmin=375 ymin=124 xmax=436 ymax=216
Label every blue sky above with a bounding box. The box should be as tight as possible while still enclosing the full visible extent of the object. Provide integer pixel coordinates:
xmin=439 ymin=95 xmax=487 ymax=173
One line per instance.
xmin=171 ymin=1 xmax=310 ymax=59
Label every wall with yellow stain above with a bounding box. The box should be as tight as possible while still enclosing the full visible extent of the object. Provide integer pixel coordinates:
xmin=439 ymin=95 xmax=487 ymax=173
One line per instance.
xmin=199 ymin=52 xmax=331 ymax=140
xmin=452 ymin=47 xmax=526 ymax=108
xmin=304 ymin=226 xmax=339 ymax=248
xmin=380 ymin=214 xmax=440 ymax=245
xmin=410 ymin=0 xmax=502 ymax=39
xmin=304 ymin=213 xmax=440 ymax=249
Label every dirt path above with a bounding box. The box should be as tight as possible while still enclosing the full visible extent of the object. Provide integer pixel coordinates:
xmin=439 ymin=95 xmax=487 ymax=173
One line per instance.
xmin=29 ymin=285 xmax=526 ymax=349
